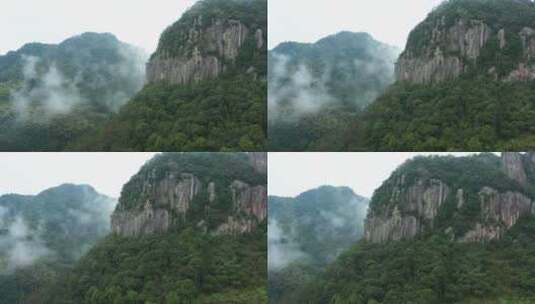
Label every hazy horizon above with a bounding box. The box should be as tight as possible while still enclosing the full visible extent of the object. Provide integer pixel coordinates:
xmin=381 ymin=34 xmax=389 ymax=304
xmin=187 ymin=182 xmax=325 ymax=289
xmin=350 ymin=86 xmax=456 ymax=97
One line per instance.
xmin=0 ymin=0 xmax=199 ymax=55
xmin=0 ymin=153 xmax=156 ymax=198
xmin=268 ymin=0 xmax=444 ymax=49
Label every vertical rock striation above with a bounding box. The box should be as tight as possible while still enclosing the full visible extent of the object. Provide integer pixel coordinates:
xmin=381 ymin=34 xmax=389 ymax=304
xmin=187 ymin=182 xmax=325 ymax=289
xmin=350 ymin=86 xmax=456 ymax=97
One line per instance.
xmin=111 ymin=153 xmax=267 ymax=237
xmin=146 ymin=0 xmax=266 ymax=85
xmin=365 ymin=153 xmax=535 ymax=243
xmin=396 ymin=0 xmax=535 ymax=84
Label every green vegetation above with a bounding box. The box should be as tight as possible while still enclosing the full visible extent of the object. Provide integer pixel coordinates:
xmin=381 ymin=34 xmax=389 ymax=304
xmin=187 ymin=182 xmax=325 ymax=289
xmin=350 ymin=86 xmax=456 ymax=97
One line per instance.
xmin=119 ymin=152 xmax=265 ymax=212
xmin=43 ymin=228 xmax=267 ymax=304
xmin=268 ymin=32 xmax=398 ymax=151
xmin=297 ymin=217 xmax=535 ymax=304
xmin=0 ymin=0 xmax=267 ymax=151
xmin=268 ymin=186 xmax=369 ymax=304
xmin=351 ymin=77 xmax=535 ymax=151
xmin=342 ymin=0 xmax=535 ymax=151
xmin=76 ymin=75 xmax=266 ymax=151
xmin=0 ymin=184 xmax=115 ymax=304
xmin=0 ymin=33 xmax=146 ymax=151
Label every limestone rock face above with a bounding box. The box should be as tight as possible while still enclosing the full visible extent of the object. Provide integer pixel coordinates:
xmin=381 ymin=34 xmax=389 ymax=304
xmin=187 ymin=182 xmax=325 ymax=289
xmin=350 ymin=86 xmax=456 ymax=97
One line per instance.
xmin=397 ymin=19 xmax=491 ymax=84
xmin=112 ymin=169 xmax=266 ymax=237
xmin=397 ymin=15 xmax=535 ymax=83
xmin=146 ymin=15 xmax=263 ymax=85
xmin=112 ymin=202 xmax=170 ymax=237
xmin=366 ymin=153 xmax=535 ymax=244
xmin=365 ymin=175 xmax=450 ymax=243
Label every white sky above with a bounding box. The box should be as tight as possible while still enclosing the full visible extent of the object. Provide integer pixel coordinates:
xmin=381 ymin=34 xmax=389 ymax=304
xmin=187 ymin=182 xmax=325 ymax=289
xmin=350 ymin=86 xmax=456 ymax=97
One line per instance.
xmin=0 ymin=153 xmax=156 ymax=198
xmin=0 ymin=0 xmax=199 ymax=55
xmin=268 ymin=153 xmax=494 ymax=198
xmin=268 ymin=0 xmax=445 ymax=49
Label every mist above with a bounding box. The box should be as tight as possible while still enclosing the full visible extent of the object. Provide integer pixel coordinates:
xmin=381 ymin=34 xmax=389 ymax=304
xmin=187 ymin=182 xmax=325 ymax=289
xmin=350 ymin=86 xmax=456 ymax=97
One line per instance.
xmin=268 ymin=187 xmax=370 ymax=271
xmin=268 ymin=218 xmax=309 ymax=271
xmin=268 ymin=53 xmax=333 ymax=121
xmin=0 ymin=187 xmax=118 ymax=273
xmin=9 ymin=41 xmax=147 ymax=122
xmin=0 ymin=217 xmax=51 ymax=272
xmin=268 ymin=33 xmax=400 ymax=122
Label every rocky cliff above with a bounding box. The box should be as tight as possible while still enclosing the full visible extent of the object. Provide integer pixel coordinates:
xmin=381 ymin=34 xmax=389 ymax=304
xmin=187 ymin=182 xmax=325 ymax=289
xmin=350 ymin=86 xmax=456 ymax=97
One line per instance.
xmin=112 ymin=153 xmax=267 ymax=237
xmin=365 ymin=152 xmax=535 ymax=243
xmin=146 ymin=0 xmax=267 ymax=85
xmin=396 ymin=0 xmax=535 ymax=84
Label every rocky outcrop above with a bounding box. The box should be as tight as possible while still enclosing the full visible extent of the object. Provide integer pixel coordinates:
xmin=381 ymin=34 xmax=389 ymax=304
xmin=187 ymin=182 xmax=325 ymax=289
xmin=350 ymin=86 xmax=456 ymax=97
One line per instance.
xmin=365 ymin=175 xmax=450 ymax=243
xmin=502 ymin=152 xmax=528 ymax=186
xmin=398 ymin=14 xmax=535 ymax=84
xmin=146 ymin=15 xmax=264 ymax=85
xmin=397 ymin=19 xmax=491 ymax=84
xmin=112 ymin=171 xmax=266 ymax=237
xmin=366 ymin=153 xmax=535 ymax=244
xmin=365 ymin=206 xmax=420 ymax=243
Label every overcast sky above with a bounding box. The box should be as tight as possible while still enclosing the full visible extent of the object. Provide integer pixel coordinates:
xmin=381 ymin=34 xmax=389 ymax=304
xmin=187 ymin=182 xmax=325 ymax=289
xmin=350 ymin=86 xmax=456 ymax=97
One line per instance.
xmin=0 ymin=0 xmax=199 ymax=55
xmin=0 ymin=153 xmax=155 ymax=198
xmin=268 ymin=153 xmax=492 ymax=198
xmin=269 ymin=0 xmax=444 ymax=49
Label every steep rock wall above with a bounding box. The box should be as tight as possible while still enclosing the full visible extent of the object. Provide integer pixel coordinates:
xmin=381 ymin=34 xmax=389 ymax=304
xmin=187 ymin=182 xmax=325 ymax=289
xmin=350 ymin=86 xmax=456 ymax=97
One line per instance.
xmin=365 ymin=176 xmax=450 ymax=243
xmin=397 ymin=19 xmax=490 ymax=84
xmin=146 ymin=16 xmax=264 ymax=85
xmin=366 ymin=153 xmax=535 ymax=243
xmin=112 ymin=171 xmax=266 ymax=237
xmin=397 ymin=16 xmax=535 ymax=83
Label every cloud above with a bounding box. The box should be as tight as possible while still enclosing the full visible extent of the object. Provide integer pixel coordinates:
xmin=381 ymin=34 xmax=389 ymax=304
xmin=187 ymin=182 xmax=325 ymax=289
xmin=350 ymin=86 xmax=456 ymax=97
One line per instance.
xmin=9 ymin=43 xmax=147 ymax=121
xmin=268 ymin=53 xmax=334 ymax=121
xmin=268 ymin=219 xmax=309 ymax=271
xmin=0 ymin=217 xmax=51 ymax=272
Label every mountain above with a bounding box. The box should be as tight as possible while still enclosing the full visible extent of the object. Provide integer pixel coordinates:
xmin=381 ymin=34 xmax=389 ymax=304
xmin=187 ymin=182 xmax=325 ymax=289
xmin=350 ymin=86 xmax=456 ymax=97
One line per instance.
xmin=268 ymin=32 xmax=399 ymax=151
xmin=352 ymin=0 xmax=535 ymax=151
xmin=268 ymin=186 xmax=369 ymax=304
xmin=0 ymin=184 xmax=116 ymax=304
xmin=45 ymin=152 xmax=268 ymax=303
xmin=365 ymin=152 xmax=535 ymax=242
xmin=79 ymin=0 xmax=268 ymax=151
xmin=0 ymin=32 xmax=147 ymax=151
xmin=297 ymin=153 xmax=535 ymax=303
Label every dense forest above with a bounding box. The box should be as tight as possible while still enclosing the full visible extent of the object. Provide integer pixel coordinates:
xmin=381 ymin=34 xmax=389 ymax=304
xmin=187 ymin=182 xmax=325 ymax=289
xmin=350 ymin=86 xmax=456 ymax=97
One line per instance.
xmin=268 ymin=32 xmax=399 ymax=151
xmin=286 ymin=153 xmax=535 ymax=304
xmin=268 ymin=0 xmax=535 ymax=151
xmin=268 ymin=186 xmax=369 ymax=304
xmin=287 ymin=153 xmax=535 ymax=303
xmin=76 ymin=0 xmax=267 ymax=151
xmin=0 ymin=184 xmax=116 ymax=304
xmin=0 ymin=0 xmax=267 ymax=151
xmin=0 ymin=153 xmax=267 ymax=303
xmin=298 ymin=220 xmax=535 ymax=304
xmin=44 ymin=228 xmax=267 ymax=304
xmin=76 ymin=75 xmax=266 ymax=151
xmin=0 ymin=33 xmax=146 ymax=151
xmin=346 ymin=0 xmax=535 ymax=151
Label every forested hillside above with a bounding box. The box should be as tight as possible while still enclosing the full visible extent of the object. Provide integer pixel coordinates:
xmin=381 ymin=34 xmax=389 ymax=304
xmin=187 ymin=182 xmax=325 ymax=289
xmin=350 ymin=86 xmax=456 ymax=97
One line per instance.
xmin=0 ymin=33 xmax=146 ymax=151
xmin=349 ymin=0 xmax=535 ymax=151
xmin=268 ymin=186 xmax=369 ymax=304
xmin=0 ymin=184 xmax=116 ymax=304
xmin=268 ymin=32 xmax=398 ymax=151
xmin=296 ymin=153 xmax=535 ymax=303
xmin=77 ymin=0 xmax=268 ymax=151
xmin=41 ymin=152 xmax=268 ymax=303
